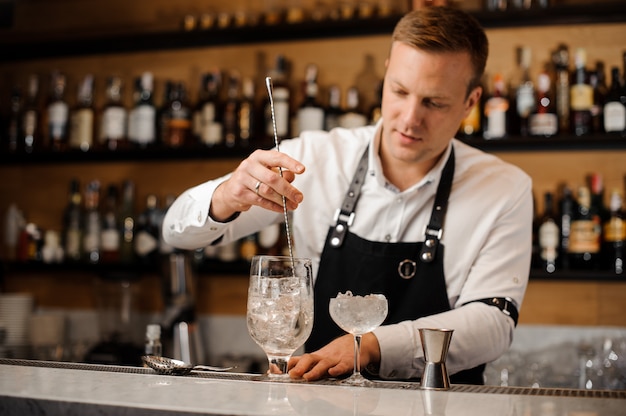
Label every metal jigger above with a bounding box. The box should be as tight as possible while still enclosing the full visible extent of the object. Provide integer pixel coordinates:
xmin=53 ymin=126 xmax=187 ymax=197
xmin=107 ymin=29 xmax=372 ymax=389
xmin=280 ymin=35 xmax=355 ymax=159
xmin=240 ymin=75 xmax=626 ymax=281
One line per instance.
xmin=419 ymin=328 xmax=454 ymax=390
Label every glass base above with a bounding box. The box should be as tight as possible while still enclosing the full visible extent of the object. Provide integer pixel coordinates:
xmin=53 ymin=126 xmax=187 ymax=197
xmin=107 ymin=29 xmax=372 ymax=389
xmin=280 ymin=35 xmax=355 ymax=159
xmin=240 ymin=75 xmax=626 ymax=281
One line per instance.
xmin=339 ymin=372 xmax=374 ymax=387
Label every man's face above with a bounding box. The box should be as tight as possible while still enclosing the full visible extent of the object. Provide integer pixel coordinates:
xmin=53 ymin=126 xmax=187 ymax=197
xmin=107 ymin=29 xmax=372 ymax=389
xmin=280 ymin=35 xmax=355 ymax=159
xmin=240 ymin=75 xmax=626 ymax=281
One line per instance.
xmin=380 ymin=42 xmax=481 ymax=171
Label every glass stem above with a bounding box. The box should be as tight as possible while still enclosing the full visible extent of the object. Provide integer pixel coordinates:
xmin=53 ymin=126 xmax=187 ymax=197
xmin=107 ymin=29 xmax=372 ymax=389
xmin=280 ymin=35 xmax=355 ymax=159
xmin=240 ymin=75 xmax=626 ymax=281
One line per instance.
xmin=267 ymin=355 xmax=290 ymax=377
xmin=353 ymin=334 xmax=362 ymax=377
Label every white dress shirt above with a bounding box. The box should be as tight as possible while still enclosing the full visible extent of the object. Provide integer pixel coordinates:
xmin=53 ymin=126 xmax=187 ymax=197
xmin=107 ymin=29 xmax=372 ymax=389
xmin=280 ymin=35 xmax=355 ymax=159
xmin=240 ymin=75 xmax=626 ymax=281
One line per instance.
xmin=162 ymin=122 xmax=533 ymax=379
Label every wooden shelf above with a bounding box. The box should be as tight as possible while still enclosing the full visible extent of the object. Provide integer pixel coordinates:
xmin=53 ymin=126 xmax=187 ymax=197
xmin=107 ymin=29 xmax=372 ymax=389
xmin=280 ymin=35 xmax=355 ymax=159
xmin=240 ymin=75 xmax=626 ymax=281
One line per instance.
xmin=1 ymin=2 xmax=625 ymax=63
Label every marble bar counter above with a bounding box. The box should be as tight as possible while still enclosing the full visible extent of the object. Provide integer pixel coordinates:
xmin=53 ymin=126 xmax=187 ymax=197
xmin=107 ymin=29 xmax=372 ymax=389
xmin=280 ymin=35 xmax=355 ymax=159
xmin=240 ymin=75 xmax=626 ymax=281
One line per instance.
xmin=0 ymin=359 xmax=624 ymax=416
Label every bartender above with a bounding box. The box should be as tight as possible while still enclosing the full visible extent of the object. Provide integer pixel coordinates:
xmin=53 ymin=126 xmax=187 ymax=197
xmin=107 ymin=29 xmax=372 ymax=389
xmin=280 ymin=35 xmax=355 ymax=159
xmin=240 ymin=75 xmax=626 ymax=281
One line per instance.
xmin=162 ymin=6 xmax=533 ymax=384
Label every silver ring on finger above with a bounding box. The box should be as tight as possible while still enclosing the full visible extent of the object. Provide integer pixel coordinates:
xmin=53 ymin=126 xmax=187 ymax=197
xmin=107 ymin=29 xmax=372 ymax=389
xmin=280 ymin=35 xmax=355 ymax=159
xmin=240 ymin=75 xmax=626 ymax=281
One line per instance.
xmin=254 ymin=180 xmax=262 ymax=195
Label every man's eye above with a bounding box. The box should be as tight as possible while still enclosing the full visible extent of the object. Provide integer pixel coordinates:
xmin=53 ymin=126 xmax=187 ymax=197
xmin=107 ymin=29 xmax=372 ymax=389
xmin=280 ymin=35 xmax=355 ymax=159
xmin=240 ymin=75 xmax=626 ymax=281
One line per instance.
xmin=425 ymin=99 xmax=445 ymax=109
xmin=393 ymin=88 xmax=408 ymax=96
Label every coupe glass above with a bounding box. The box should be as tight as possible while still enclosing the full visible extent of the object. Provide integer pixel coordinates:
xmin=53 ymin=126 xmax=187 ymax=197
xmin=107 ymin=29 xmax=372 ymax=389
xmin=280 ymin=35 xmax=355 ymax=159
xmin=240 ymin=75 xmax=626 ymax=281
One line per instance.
xmin=247 ymin=255 xmax=314 ymax=380
xmin=329 ymin=291 xmax=388 ymax=386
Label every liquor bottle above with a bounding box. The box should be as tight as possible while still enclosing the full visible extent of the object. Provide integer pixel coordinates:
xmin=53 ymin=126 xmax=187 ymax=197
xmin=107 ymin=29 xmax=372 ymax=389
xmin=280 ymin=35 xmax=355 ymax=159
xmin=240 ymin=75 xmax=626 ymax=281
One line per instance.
xmin=590 ymin=61 xmax=608 ymax=134
xmin=100 ymin=76 xmax=129 ymax=151
xmin=339 ymin=87 xmax=368 ymax=129
xmin=46 ymin=71 xmax=70 ymax=152
xmin=483 ymin=74 xmax=509 ymax=140
xmin=529 ymin=71 xmax=558 ymax=137
xmin=264 ymin=55 xmax=291 ymax=140
xmin=603 ymin=67 xmax=626 ymax=133
xmin=134 ymin=194 xmax=160 ymax=265
xmin=570 ymin=48 xmax=593 ymax=136
xmin=6 ymin=87 xmax=21 ymax=153
xmin=602 ymin=189 xmax=625 ymax=274
xmin=69 ymin=74 xmax=95 ymax=152
xmin=162 ymin=82 xmax=191 ymax=148
xmin=193 ymin=70 xmax=223 ymax=147
xmin=238 ymin=77 xmax=256 ymax=148
xmin=21 ymin=74 xmax=40 ymax=154
xmin=588 ymin=173 xmax=609 ymax=240
xmin=63 ymin=179 xmax=83 ymax=262
xmin=222 ymin=71 xmax=241 ymax=148
xmin=158 ymin=81 xmax=173 ymax=146
xmin=568 ymin=186 xmax=600 ymax=270
xmin=82 ymin=180 xmax=102 ymax=264
xmin=100 ymin=184 xmax=121 ymax=264
xmin=512 ymin=46 xmax=535 ymax=137
xmin=537 ymin=191 xmax=559 ymax=273
xmin=558 ymin=184 xmax=574 ymax=270
xmin=552 ymin=44 xmax=570 ymax=134
xmin=324 ymin=85 xmax=343 ymax=131
xmin=296 ymin=64 xmax=325 ymax=135
xmin=127 ymin=72 xmax=157 ymax=149
xmin=369 ymin=80 xmax=383 ymax=126
xmin=119 ymin=180 xmax=136 ymax=264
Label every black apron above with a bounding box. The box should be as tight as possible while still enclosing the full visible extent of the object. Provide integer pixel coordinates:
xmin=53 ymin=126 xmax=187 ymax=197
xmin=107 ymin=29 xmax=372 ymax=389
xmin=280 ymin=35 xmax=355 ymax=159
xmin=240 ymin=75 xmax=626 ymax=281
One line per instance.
xmin=306 ymin=145 xmax=486 ymax=385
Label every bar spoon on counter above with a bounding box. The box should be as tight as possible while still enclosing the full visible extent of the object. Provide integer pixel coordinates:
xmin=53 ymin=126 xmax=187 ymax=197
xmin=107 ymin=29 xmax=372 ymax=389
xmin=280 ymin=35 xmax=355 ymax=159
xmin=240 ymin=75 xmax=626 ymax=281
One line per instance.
xmin=142 ymin=355 xmax=234 ymax=375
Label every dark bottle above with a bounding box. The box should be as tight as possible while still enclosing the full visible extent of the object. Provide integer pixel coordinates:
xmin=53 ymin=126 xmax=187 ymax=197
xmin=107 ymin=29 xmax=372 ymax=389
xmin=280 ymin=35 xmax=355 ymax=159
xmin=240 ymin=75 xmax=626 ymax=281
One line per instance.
xmin=193 ymin=70 xmax=223 ymax=147
xmin=100 ymin=184 xmax=121 ymax=264
xmin=46 ymin=71 xmax=70 ymax=152
xmin=119 ymin=180 xmax=136 ymax=264
xmin=483 ymin=74 xmax=509 ymax=140
xmin=339 ymin=87 xmax=368 ymax=129
xmin=264 ymin=55 xmax=291 ymax=140
xmin=63 ymin=179 xmax=83 ymax=262
xmin=538 ymin=192 xmax=559 ymax=273
xmin=589 ymin=61 xmax=608 ymax=134
xmin=6 ymin=87 xmax=21 ymax=153
xmin=369 ymin=80 xmax=383 ymax=126
xmin=558 ymin=184 xmax=575 ymax=270
xmin=324 ymin=85 xmax=343 ymax=131
xmin=529 ymin=71 xmax=558 ymax=138
xmin=127 ymin=72 xmax=157 ymax=149
xmin=296 ymin=64 xmax=325 ymax=135
xmin=238 ymin=77 xmax=256 ymax=148
xmin=570 ymin=48 xmax=593 ymax=136
xmin=162 ymin=82 xmax=191 ymax=148
xmin=568 ymin=186 xmax=600 ymax=270
xmin=588 ymin=172 xmax=609 ymax=227
xmin=603 ymin=67 xmax=626 ymax=133
xmin=222 ymin=71 xmax=241 ymax=148
xmin=100 ymin=76 xmax=129 ymax=151
xmin=21 ymin=74 xmax=41 ymax=154
xmin=552 ymin=44 xmax=570 ymax=134
xmin=134 ymin=194 xmax=160 ymax=265
xmin=69 ymin=74 xmax=95 ymax=152
xmin=82 ymin=180 xmax=102 ymax=264
xmin=602 ymin=189 xmax=625 ymax=274
xmin=512 ymin=46 xmax=535 ymax=137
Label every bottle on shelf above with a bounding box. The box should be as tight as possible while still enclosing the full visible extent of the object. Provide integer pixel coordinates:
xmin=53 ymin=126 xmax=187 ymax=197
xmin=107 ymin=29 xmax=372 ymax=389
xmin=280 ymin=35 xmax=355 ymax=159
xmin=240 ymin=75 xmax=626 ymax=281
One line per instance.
xmin=162 ymin=82 xmax=191 ymax=148
xmin=538 ymin=191 xmax=560 ymax=273
xmin=512 ymin=46 xmax=535 ymax=137
xmin=119 ymin=180 xmax=136 ymax=264
xmin=558 ymin=183 xmax=574 ymax=270
xmin=570 ymin=48 xmax=594 ymax=137
xmin=568 ymin=185 xmax=600 ymax=270
xmin=551 ymin=44 xmax=570 ymax=135
xmin=100 ymin=184 xmax=121 ymax=264
xmin=6 ymin=86 xmax=21 ymax=153
xmin=603 ymin=66 xmax=626 ymax=134
xmin=339 ymin=86 xmax=368 ymax=129
xmin=238 ymin=77 xmax=256 ymax=148
xmin=69 ymin=74 xmax=95 ymax=152
xmin=324 ymin=85 xmax=344 ymax=131
xmin=482 ymin=73 xmax=509 ymax=140
xmin=21 ymin=74 xmax=41 ymax=154
xmin=134 ymin=194 xmax=160 ymax=265
xmin=529 ymin=70 xmax=558 ymax=138
xmin=368 ymin=80 xmax=383 ymax=126
xmin=193 ymin=70 xmax=223 ymax=147
xmin=63 ymin=179 xmax=83 ymax=263
xmin=222 ymin=71 xmax=242 ymax=148
xmin=144 ymin=324 xmax=163 ymax=359
xmin=127 ymin=72 xmax=157 ymax=149
xmin=264 ymin=55 xmax=291 ymax=141
xmin=590 ymin=61 xmax=608 ymax=134
xmin=296 ymin=64 xmax=325 ymax=135
xmin=100 ymin=76 xmax=129 ymax=151
xmin=46 ymin=71 xmax=70 ymax=152
xmin=602 ymin=189 xmax=625 ymax=274
xmin=82 ymin=180 xmax=102 ymax=264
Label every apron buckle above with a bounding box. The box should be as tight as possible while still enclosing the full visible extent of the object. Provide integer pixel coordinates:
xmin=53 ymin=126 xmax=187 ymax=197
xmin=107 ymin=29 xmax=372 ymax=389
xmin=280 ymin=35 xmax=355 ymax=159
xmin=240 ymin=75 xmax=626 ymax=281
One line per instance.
xmin=398 ymin=259 xmax=417 ymax=279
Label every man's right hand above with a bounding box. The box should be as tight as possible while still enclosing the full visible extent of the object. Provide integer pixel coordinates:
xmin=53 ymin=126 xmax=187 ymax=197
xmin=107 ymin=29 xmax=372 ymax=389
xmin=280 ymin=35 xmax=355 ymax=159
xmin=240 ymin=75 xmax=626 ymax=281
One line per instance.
xmin=209 ymin=149 xmax=305 ymax=222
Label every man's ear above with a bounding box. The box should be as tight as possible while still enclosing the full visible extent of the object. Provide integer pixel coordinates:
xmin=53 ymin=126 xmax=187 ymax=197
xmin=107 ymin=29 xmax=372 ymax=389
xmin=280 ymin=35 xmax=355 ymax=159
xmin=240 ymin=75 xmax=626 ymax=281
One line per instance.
xmin=464 ymin=86 xmax=482 ymax=116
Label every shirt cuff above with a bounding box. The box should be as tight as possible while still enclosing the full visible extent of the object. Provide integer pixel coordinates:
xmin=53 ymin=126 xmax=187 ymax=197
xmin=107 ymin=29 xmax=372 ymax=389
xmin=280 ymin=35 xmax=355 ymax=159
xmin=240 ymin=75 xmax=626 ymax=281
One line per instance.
xmin=373 ymin=322 xmax=423 ymax=379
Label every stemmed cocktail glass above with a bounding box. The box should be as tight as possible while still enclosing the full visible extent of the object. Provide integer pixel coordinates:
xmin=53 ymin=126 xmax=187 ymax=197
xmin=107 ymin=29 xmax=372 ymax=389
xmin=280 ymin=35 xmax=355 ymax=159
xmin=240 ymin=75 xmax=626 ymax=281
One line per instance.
xmin=329 ymin=291 xmax=388 ymax=386
xmin=247 ymin=255 xmax=314 ymax=380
